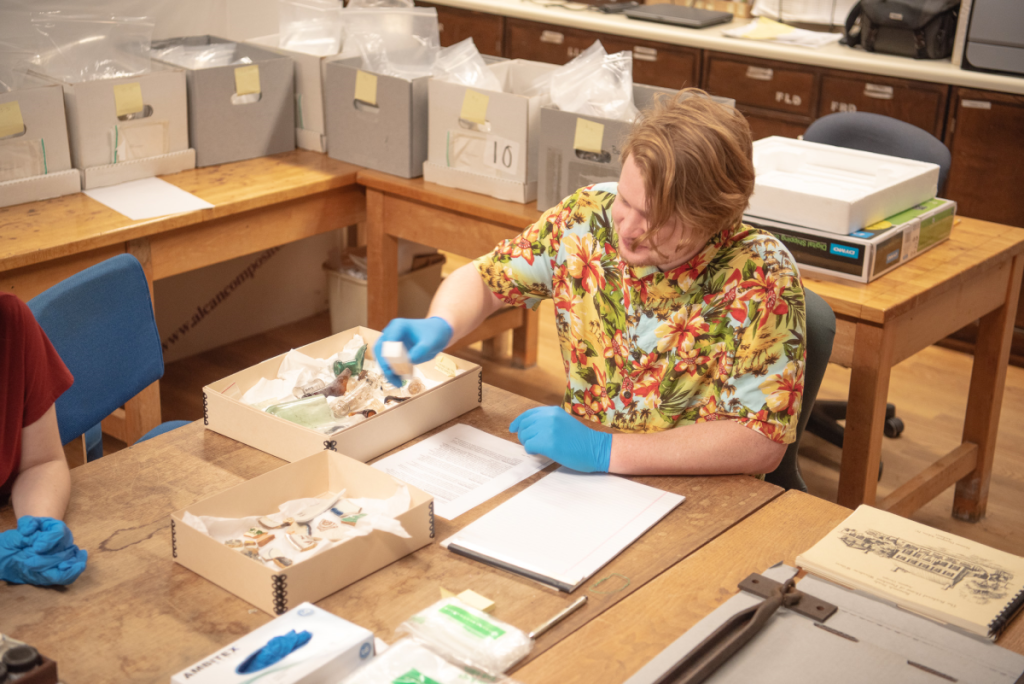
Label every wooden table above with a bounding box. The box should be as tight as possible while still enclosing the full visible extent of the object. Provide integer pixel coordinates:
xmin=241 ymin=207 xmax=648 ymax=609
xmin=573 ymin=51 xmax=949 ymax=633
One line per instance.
xmin=519 ymin=490 xmax=1024 ymax=684
xmin=0 ymin=385 xmax=782 ymax=684
xmin=360 ymin=170 xmax=544 ymax=368
xmin=0 ymin=150 xmax=366 ymax=447
xmin=807 ymin=217 xmax=1024 ymax=520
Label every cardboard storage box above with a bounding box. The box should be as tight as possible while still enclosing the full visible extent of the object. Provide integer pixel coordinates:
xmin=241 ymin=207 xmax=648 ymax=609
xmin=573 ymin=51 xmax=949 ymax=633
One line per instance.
xmin=745 ymin=198 xmax=956 ymax=283
xmin=203 ymin=326 xmax=481 ymax=463
xmin=247 ymin=34 xmax=335 ymax=153
xmin=747 ymin=137 xmax=940 ymax=235
xmin=535 ymin=87 xmax=735 ymax=211
xmin=171 ymin=451 xmax=434 ymax=615
xmin=0 ymin=84 xmax=81 ymax=208
xmin=29 ymin=65 xmax=194 ymax=190
xmin=423 ymin=59 xmax=559 ymax=203
xmin=151 ymin=36 xmax=295 ymax=167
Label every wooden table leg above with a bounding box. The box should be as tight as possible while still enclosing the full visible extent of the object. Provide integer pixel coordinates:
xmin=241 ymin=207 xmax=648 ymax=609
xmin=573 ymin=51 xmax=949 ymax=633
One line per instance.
xmin=954 ymin=254 xmax=1024 ymax=522
xmin=511 ymin=307 xmax=540 ymax=369
xmin=837 ymin=321 xmax=895 ymax=509
xmin=366 ymin=188 xmax=399 ymax=332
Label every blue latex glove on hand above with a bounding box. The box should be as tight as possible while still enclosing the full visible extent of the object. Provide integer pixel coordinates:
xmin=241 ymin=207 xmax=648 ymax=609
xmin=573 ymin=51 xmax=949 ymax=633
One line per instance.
xmin=0 ymin=516 xmax=88 ymax=586
xmin=510 ymin=407 xmax=612 ymax=473
xmin=373 ymin=317 xmax=454 ymax=387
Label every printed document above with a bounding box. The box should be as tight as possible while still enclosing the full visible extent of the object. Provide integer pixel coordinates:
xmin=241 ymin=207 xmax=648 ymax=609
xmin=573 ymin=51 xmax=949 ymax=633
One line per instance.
xmin=84 ymin=177 xmax=214 ymax=220
xmin=372 ymin=424 xmax=550 ymax=520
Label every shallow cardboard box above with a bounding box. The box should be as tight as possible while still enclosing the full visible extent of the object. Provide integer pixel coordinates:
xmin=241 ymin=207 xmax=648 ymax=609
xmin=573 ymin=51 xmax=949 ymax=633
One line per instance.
xmin=0 ymin=84 xmax=80 ymax=208
xmin=203 ymin=326 xmax=481 ymax=463
xmin=171 ymin=452 xmax=433 ymax=616
xmin=423 ymin=59 xmax=559 ymax=203
xmin=535 ymin=88 xmax=735 ymax=211
xmin=247 ymin=34 xmax=334 ymax=153
xmin=29 ymin=64 xmax=194 ymax=190
xmin=745 ymin=198 xmax=956 ymax=283
xmin=748 ymin=136 xmax=940 ymax=235
xmin=151 ymin=35 xmax=295 ymax=167
xmin=324 ymin=56 xmax=429 ymax=178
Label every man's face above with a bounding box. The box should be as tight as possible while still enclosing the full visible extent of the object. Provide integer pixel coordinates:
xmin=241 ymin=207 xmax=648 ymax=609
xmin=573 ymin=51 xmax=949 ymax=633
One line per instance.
xmin=611 ymin=155 xmax=695 ymax=271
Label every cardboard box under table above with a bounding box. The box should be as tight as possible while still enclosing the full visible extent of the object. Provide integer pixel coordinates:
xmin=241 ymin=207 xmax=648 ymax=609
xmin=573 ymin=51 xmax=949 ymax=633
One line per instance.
xmin=423 ymin=59 xmax=559 ymax=203
xmin=0 ymin=84 xmax=80 ymax=208
xmin=151 ymin=36 xmax=295 ymax=168
xmin=28 ymin=65 xmax=195 ymax=190
xmin=203 ymin=326 xmax=482 ymax=463
xmin=171 ymin=451 xmax=433 ymax=615
xmin=745 ymin=198 xmax=956 ymax=283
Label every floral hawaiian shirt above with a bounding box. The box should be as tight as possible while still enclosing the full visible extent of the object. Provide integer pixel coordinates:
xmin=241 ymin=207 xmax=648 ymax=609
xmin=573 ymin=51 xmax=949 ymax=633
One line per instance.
xmin=474 ymin=183 xmax=807 ymax=444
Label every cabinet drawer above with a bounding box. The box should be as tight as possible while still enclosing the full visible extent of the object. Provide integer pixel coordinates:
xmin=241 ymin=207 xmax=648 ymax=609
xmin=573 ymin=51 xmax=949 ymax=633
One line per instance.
xmin=819 ymin=73 xmax=947 ymax=137
xmin=416 ymin=2 xmax=504 ymax=56
xmin=704 ymin=53 xmax=817 ymax=117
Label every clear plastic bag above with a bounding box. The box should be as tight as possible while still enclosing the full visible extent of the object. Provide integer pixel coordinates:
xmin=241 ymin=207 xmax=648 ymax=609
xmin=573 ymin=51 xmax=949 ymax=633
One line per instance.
xmin=342 ymin=639 xmax=523 ymax=684
xmin=29 ymin=11 xmax=154 ymax=83
xmin=150 ymin=41 xmax=250 ymax=70
xmin=546 ymin=40 xmax=639 ymax=122
xmin=432 ymin=37 xmax=503 ymax=93
xmin=396 ymin=598 xmax=533 ymax=677
xmin=340 ymin=7 xmax=440 ymax=80
xmin=279 ymin=0 xmax=344 ymax=57
xmin=351 ymin=32 xmax=437 ymax=80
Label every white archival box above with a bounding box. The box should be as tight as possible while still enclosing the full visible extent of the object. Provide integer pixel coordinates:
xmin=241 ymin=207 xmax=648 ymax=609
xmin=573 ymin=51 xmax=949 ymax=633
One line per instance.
xmin=747 ymin=137 xmax=940 ymax=235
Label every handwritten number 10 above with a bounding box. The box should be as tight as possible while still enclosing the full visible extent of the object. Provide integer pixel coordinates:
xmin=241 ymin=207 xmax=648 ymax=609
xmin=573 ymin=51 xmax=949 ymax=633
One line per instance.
xmin=491 ymin=142 xmax=513 ymax=168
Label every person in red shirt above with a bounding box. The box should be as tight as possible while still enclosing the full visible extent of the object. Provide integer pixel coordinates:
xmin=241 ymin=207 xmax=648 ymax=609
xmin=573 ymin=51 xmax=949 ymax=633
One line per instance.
xmin=1 ymin=293 xmax=88 ymax=586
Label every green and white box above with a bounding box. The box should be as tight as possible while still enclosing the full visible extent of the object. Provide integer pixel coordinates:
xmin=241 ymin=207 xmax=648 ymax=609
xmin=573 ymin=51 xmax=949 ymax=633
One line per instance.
xmin=745 ymin=198 xmax=956 ymax=284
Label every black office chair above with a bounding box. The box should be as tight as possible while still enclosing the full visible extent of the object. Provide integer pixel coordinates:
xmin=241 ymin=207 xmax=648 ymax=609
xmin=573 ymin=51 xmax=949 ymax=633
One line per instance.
xmin=799 ymin=112 xmax=952 ymax=458
xmin=766 ymin=288 xmax=835 ymax=492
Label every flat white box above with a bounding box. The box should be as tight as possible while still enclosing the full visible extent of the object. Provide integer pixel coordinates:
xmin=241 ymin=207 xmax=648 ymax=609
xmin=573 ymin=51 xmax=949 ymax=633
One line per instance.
xmin=29 ymin=65 xmax=195 ymax=190
xmin=171 ymin=452 xmax=434 ymax=616
xmin=0 ymin=84 xmax=81 ymax=208
xmin=247 ymin=35 xmax=336 ymax=153
xmin=170 ymin=602 xmax=374 ymax=683
xmin=747 ymin=136 xmax=940 ymax=235
xmin=151 ymin=36 xmax=295 ymax=168
xmin=203 ymin=326 xmax=482 ymax=463
xmin=423 ymin=59 xmax=559 ymax=203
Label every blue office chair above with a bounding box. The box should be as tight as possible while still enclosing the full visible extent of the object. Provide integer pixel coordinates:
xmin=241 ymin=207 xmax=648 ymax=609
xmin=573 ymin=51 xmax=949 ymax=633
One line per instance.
xmin=27 ymin=254 xmax=189 ymax=462
xmin=765 ymin=288 xmax=836 ymax=491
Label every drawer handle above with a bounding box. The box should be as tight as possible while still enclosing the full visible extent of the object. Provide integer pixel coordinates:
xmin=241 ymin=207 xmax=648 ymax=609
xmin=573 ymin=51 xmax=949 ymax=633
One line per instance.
xmin=540 ymin=30 xmax=564 ymax=45
xmin=745 ymin=66 xmax=773 ymax=81
xmin=863 ymin=84 xmax=894 ymax=100
xmin=633 ymin=46 xmax=658 ymax=62
xmin=962 ymin=99 xmax=992 ymax=110
xmin=438 ymin=22 xmax=445 ymax=33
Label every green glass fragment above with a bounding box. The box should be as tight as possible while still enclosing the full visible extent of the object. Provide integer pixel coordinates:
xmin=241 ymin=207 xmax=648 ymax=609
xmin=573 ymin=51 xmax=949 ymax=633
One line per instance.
xmin=266 ymin=395 xmax=334 ymax=429
xmin=333 ymin=343 xmax=367 ymax=377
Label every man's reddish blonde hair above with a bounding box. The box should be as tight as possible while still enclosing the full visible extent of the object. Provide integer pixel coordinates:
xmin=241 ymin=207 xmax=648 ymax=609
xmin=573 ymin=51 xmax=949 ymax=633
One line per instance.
xmin=621 ymin=88 xmax=755 ymax=256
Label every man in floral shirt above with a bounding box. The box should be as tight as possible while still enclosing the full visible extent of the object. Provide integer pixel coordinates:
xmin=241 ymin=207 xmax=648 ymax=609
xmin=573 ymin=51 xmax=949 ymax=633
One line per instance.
xmin=375 ymin=89 xmax=806 ymax=476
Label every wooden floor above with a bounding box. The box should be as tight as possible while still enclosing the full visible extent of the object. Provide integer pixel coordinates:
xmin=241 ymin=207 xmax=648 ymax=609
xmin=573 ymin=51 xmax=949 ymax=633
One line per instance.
xmin=137 ymin=255 xmax=1024 ymax=558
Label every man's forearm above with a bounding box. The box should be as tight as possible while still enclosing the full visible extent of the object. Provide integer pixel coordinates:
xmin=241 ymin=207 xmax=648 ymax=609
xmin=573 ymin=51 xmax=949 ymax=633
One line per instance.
xmin=608 ymin=420 xmax=787 ymax=476
xmin=428 ymin=263 xmax=506 ymax=344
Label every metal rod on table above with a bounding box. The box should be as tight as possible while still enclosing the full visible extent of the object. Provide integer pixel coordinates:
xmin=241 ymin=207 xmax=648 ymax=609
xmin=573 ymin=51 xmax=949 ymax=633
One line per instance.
xmin=528 ymin=596 xmax=588 ymax=640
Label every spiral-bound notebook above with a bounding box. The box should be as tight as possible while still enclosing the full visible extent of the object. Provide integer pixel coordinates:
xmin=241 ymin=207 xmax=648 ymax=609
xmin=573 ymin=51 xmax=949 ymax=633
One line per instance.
xmin=797 ymin=505 xmax=1024 ymax=640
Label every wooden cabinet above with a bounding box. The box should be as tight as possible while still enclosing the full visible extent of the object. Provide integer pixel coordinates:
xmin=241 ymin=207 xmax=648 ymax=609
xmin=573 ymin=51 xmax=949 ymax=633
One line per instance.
xmin=818 ymin=72 xmax=948 ymax=138
xmin=504 ymin=18 xmax=700 ymax=89
xmin=416 ymin=2 xmax=504 ymax=56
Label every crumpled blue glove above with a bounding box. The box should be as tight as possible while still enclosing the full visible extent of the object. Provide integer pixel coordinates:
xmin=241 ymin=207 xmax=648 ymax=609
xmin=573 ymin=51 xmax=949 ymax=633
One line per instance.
xmin=373 ymin=317 xmax=454 ymax=387
xmin=0 ymin=516 xmax=88 ymax=586
xmin=510 ymin=407 xmax=612 ymax=473
xmin=236 ymin=630 xmax=313 ymax=674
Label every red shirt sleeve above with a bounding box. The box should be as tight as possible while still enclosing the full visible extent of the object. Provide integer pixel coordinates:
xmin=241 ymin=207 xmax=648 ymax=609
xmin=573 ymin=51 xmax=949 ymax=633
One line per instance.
xmin=1 ymin=294 xmax=74 ymax=495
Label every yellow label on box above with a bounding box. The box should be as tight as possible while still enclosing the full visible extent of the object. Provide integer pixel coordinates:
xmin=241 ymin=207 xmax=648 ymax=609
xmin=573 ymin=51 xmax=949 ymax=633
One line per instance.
xmin=112 ymin=83 xmax=144 ymax=118
xmin=460 ymin=89 xmax=489 ymax=125
xmin=354 ymin=70 xmax=378 ymax=106
xmin=435 ymin=355 xmax=458 ymax=378
xmin=0 ymin=100 xmax=25 ymax=138
xmin=234 ymin=65 xmax=261 ymax=96
xmin=574 ymin=118 xmax=604 ymax=154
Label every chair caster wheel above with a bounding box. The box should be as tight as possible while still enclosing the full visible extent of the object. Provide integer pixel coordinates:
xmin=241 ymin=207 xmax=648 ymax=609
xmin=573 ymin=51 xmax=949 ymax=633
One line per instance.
xmin=884 ymin=416 xmax=905 ymax=439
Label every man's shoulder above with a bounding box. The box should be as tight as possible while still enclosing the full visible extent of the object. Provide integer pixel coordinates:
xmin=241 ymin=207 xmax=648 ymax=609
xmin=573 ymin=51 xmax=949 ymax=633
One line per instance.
xmin=721 ymin=225 xmax=800 ymax=272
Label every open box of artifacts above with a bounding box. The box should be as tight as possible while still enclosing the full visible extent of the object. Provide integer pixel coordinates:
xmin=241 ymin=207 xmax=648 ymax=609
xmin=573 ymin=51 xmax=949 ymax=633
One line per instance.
xmin=203 ymin=326 xmax=482 ymax=463
xmin=171 ymin=451 xmax=434 ymax=614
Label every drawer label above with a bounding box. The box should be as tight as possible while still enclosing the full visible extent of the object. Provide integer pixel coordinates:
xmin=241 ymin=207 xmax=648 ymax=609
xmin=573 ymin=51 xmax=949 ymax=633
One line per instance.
xmin=831 ymin=101 xmax=857 ymax=113
xmin=775 ymin=91 xmax=802 ymax=107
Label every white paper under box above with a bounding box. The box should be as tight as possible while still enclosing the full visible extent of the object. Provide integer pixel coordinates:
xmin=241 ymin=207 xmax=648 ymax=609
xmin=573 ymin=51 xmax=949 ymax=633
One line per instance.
xmin=747 ymin=137 xmax=940 ymax=235
xmin=745 ymin=198 xmax=956 ymax=283
xmin=170 ymin=602 xmax=374 ymax=683
xmin=170 ymin=451 xmax=434 ymax=615
xmin=0 ymin=84 xmax=81 ymax=208
xmin=203 ymin=326 xmax=481 ymax=463
xmin=423 ymin=59 xmax=559 ymax=203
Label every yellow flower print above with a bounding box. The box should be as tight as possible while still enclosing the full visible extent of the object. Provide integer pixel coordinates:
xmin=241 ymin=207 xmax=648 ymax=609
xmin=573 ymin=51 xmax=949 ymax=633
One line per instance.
xmin=565 ymin=233 xmax=607 ymax=294
xmin=759 ymin=361 xmax=804 ymax=416
xmin=656 ymin=307 xmax=709 ymax=354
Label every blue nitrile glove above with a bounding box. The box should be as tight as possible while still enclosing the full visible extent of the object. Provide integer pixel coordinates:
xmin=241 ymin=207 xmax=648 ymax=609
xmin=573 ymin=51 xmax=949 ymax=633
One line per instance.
xmin=0 ymin=517 xmax=88 ymax=586
xmin=236 ymin=630 xmax=313 ymax=674
xmin=510 ymin=407 xmax=613 ymax=473
xmin=373 ymin=317 xmax=454 ymax=387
